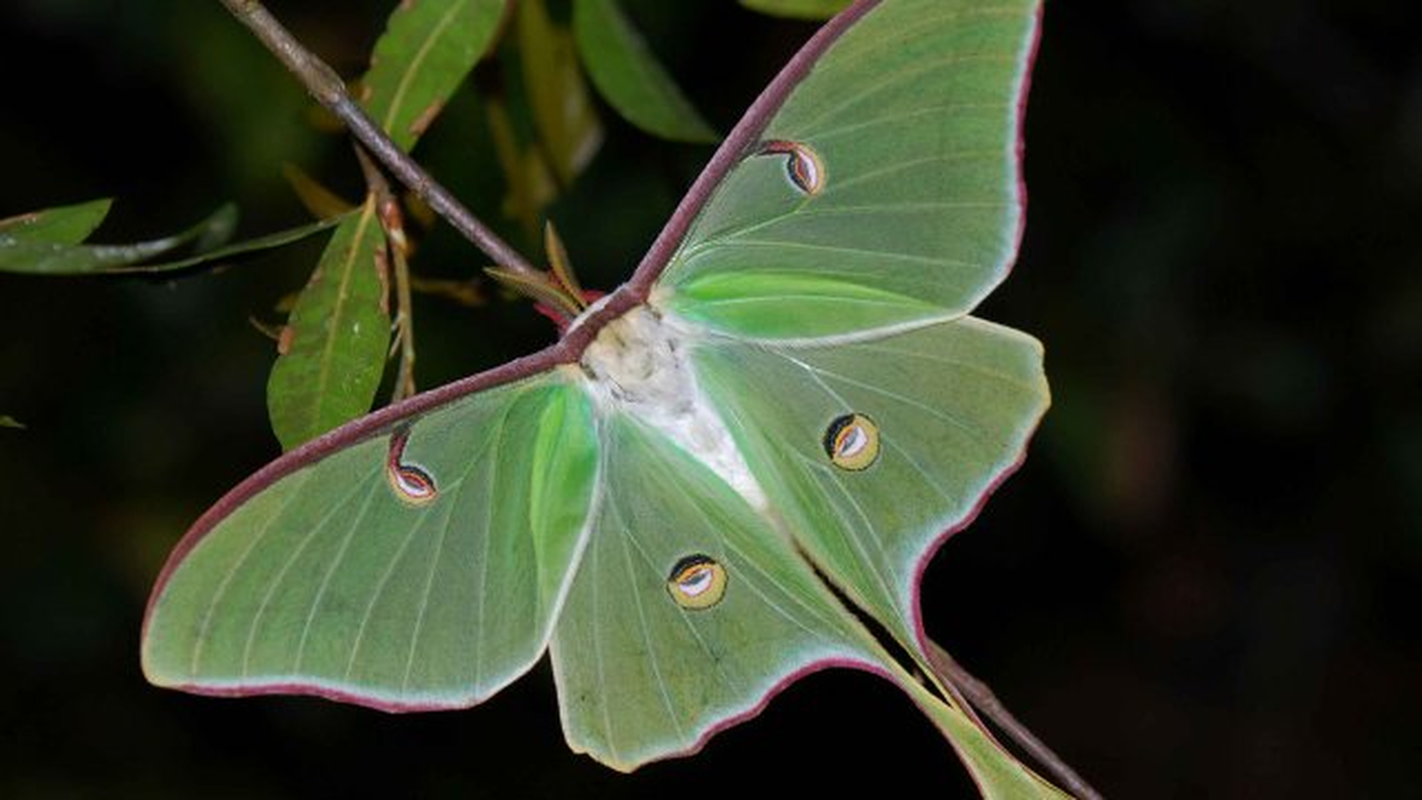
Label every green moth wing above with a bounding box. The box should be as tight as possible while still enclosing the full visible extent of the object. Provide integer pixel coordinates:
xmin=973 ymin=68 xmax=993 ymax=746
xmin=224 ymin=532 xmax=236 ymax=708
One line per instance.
xmin=548 ymin=412 xmax=879 ymax=769
xmin=547 ymin=409 xmax=1064 ymax=797
xmin=689 ymin=316 xmax=1049 ymax=659
xmin=142 ymin=369 xmax=599 ymax=709
xmin=654 ymin=0 xmax=1039 ymax=339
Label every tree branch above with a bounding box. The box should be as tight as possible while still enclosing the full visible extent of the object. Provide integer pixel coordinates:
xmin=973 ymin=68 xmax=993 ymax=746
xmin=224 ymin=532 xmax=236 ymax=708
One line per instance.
xmin=926 ymin=639 xmax=1103 ymax=800
xmin=217 ymin=0 xmax=536 ymax=277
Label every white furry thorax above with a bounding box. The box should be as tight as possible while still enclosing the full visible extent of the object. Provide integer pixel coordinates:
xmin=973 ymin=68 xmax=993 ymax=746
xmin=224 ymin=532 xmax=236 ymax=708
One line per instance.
xmin=578 ymin=305 xmax=767 ymax=510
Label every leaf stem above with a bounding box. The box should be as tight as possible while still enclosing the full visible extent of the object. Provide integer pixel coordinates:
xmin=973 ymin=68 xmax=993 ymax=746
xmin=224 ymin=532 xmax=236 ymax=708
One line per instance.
xmin=217 ymin=0 xmax=536 ymax=277
xmin=926 ymin=639 xmax=1103 ymax=800
xmin=387 ymin=232 xmax=418 ymax=404
xmin=354 ymin=148 xmax=418 ymax=403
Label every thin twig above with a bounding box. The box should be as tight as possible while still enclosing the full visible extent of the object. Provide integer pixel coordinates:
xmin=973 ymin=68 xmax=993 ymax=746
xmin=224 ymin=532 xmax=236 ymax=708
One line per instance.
xmin=386 ymin=227 xmax=418 ymax=403
xmin=354 ymin=148 xmax=418 ymax=403
xmin=927 ymin=639 xmax=1103 ymax=800
xmin=217 ymin=0 xmax=536 ymax=277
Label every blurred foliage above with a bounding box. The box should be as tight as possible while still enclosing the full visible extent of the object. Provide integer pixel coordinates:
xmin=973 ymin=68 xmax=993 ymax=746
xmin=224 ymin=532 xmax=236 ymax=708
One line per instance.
xmin=1 ymin=0 xmax=1420 ymax=798
xmin=573 ymin=0 xmax=718 ymax=144
xmin=0 ymin=199 xmax=348 ymax=276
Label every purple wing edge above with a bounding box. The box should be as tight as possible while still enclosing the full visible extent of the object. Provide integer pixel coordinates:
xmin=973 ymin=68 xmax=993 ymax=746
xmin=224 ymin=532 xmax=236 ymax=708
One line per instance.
xmin=906 ymin=0 xmax=1046 ymax=668
xmin=141 ymin=0 xmax=886 ymax=700
xmin=597 ymin=657 xmax=901 ymax=771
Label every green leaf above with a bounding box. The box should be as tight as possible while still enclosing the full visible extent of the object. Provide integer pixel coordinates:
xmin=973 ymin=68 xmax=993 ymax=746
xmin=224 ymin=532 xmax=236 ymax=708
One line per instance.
xmin=0 ymin=206 xmax=347 ymax=276
xmin=362 ymin=0 xmax=507 ymax=152
xmin=518 ymin=0 xmax=604 ymax=184
xmin=0 ymin=415 xmax=25 ymax=430
xmin=267 ymin=197 xmax=391 ymax=451
xmin=124 ymin=213 xmax=353 ymax=273
xmin=572 ymin=0 xmax=717 ymax=144
xmin=0 ymin=205 xmax=238 ymax=275
xmin=739 ymin=0 xmax=852 ymax=20
xmin=267 ymin=1 xmax=506 ymax=451
xmin=0 ymin=198 xmax=113 ymax=244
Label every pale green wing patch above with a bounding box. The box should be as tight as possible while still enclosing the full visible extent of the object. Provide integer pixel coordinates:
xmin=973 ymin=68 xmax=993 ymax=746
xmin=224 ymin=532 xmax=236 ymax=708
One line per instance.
xmin=668 ymin=271 xmax=943 ymax=339
xmin=660 ymin=0 xmax=1038 ymax=339
xmin=691 ymin=316 xmax=1049 ymax=653
xmin=550 ymin=412 xmax=881 ymax=771
xmin=143 ymin=373 xmax=598 ymax=709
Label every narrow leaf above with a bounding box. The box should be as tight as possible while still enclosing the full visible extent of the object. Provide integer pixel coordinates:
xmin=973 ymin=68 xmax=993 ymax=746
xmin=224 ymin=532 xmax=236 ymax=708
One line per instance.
xmin=572 ymin=0 xmax=717 ymax=144
xmin=0 ymin=198 xmax=113 ymax=244
xmin=0 ymin=205 xmax=238 ymax=275
xmin=0 ymin=209 xmax=347 ymax=276
xmin=485 ymin=265 xmax=580 ymax=319
xmin=518 ymin=0 xmax=604 ymax=184
xmin=543 ymin=221 xmax=584 ymax=304
xmin=362 ymin=0 xmax=507 ymax=151
xmin=267 ymin=198 xmax=391 ymax=450
xmin=738 ymin=0 xmax=852 ymax=20
xmin=131 ymin=214 xmax=352 ymax=273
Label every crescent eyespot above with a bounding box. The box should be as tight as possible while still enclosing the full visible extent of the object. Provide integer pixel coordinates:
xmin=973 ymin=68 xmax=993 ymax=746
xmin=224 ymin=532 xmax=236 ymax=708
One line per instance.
xmin=666 ymin=554 xmax=728 ymax=610
xmin=757 ymin=139 xmax=825 ymax=196
xmin=386 ymin=428 xmax=438 ymax=505
xmin=823 ymin=413 xmax=880 ymax=471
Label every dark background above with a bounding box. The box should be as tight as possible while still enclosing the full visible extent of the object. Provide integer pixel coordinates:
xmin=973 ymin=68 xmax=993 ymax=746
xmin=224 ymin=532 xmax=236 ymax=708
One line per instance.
xmin=2 ymin=0 xmax=1418 ymax=796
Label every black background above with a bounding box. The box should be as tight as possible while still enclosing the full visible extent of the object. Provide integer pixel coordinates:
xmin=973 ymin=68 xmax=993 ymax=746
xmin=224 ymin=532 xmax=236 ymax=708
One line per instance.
xmin=1 ymin=1 xmax=1419 ymax=796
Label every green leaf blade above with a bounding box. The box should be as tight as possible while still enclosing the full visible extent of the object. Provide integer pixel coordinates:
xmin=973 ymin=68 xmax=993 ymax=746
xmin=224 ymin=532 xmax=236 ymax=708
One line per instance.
xmin=519 ymin=0 xmax=605 ymax=184
xmin=0 ymin=198 xmax=113 ymax=244
xmin=119 ymin=213 xmax=352 ymax=274
xmin=267 ymin=199 xmax=391 ymax=451
xmin=0 ymin=204 xmax=238 ymax=275
xmin=572 ymin=0 xmax=717 ymax=144
xmin=739 ymin=0 xmax=852 ymax=20
xmin=362 ymin=0 xmax=507 ymax=152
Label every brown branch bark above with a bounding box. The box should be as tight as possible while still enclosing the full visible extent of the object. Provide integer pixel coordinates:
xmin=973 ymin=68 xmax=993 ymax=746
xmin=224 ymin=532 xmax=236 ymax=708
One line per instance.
xmin=216 ymin=0 xmax=536 ymax=277
xmin=353 ymin=148 xmax=418 ymax=403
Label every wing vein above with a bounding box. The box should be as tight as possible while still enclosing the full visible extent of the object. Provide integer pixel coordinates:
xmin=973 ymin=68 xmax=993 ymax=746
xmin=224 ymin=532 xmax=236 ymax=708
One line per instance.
xmin=293 ymin=481 xmax=383 ymax=672
xmin=239 ymin=463 xmax=381 ymax=679
xmin=189 ymin=473 xmax=311 ymax=675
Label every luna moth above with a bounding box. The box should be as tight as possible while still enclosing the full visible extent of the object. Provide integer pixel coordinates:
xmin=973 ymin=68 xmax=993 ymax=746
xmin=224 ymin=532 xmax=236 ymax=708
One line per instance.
xmin=143 ymin=0 xmax=1065 ymax=793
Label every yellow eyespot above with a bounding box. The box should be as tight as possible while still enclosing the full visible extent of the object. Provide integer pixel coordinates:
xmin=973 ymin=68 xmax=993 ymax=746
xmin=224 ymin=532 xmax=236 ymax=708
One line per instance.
xmin=758 ymin=140 xmax=825 ymax=196
xmin=387 ymin=430 xmax=438 ymax=505
xmin=666 ymin=554 xmax=727 ymax=610
xmin=824 ymin=413 xmax=880 ymax=471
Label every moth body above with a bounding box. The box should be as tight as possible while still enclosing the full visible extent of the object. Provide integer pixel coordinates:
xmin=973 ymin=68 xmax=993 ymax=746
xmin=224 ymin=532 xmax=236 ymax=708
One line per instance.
xmin=579 ymin=304 xmax=767 ymax=510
